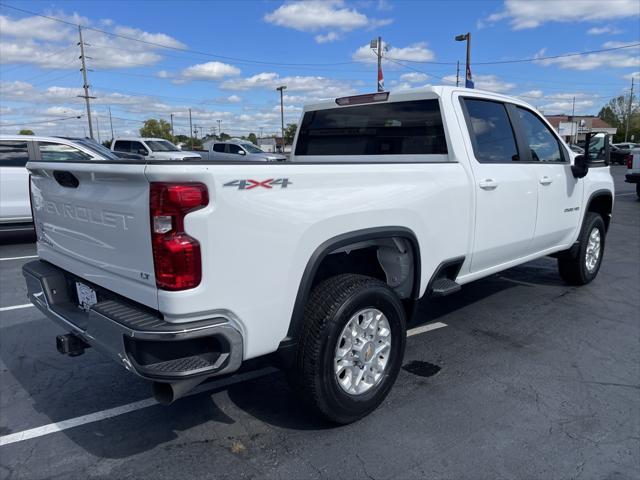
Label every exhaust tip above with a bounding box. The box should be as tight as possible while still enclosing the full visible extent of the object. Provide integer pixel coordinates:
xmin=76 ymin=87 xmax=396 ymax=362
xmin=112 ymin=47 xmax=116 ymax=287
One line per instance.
xmin=152 ymin=382 xmax=176 ymax=405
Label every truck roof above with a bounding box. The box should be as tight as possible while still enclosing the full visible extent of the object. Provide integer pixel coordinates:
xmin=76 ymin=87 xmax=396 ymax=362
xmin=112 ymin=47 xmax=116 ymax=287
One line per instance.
xmin=112 ymin=137 xmax=174 ymax=142
xmin=303 ymin=85 xmax=536 ymax=112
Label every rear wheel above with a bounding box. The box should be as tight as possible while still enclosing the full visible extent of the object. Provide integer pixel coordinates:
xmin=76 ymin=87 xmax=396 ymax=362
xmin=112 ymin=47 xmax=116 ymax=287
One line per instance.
xmin=289 ymin=274 xmax=406 ymax=424
xmin=558 ymin=212 xmax=605 ymax=285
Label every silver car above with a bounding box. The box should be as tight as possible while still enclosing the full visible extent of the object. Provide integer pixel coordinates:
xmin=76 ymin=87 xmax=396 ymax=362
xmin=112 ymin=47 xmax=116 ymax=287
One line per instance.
xmin=204 ymin=141 xmax=287 ymax=162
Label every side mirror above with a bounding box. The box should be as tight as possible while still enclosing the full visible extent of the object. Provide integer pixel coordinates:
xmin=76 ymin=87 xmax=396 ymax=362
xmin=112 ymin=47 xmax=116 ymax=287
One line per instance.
xmin=237 ymin=149 xmax=246 ymax=155
xmin=572 ymin=154 xmax=589 ymax=178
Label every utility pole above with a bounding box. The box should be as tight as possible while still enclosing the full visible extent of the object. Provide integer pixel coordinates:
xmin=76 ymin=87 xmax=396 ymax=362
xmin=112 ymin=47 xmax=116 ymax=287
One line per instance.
xmin=377 ymin=36 xmax=383 ymax=92
xmin=108 ymin=106 xmax=114 ymax=141
xmin=571 ymin=96 xmax=576 ymax=144
xmin=77 ymin=26 xmax=95 ymax=138
xmin=625 ymin=77 xmax=635 ymax=142
xmin=188 ymin=108 xmax=193 ymax=149
xmin=276 ymin=85 xmax=286 ymax=152
xmin=217 ymin=119 xmax=221 ymax=139
xmin=455 ymin=33 xmax=473 ymax=88
xmin=456 ymin=60 xmax=460 ymax=87
xmin=95 ymin=112 xmax=101 ymax=143
xmin=170 ymin=113 xmax=174 ymax=138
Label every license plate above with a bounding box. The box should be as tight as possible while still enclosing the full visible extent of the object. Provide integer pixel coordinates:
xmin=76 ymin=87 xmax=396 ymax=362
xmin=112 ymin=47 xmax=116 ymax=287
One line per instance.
xmin=76 ymin=282 xmax=97 ymax=311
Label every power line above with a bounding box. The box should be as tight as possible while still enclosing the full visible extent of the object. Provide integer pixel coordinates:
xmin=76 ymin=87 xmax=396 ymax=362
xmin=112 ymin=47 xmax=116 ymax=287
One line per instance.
xmin=1 ymin=115 xmax=82 ymax=127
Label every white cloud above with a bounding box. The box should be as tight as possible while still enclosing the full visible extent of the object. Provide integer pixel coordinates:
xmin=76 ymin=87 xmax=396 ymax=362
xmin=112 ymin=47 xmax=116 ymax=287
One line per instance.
xmin=534 ymin=42 xmax=640 ymax=70
xmin=399 ymin=72 xmax=429 ymax=83
xmin=587 ymin=25 xmax=622 ymax=35
xmin=264 ymin=0 xmax=392 ymax=43
xmin=519 ymin=89 xmax=544 ymax=99
xmin=220 ymin=72 xmax=356 ymax=97
xmin=0 ymin=12 xmax=186 ymax=69
xmin=352 ymin=41 xmax=435 ymax=64
xmin=442 ymin=74 xmax=516 ymax=93
xmin=623 ymin=71 xmax=640 ymax=80
xmin=482 ymin=0 xmax=638 ymax=30
xmin=226 ymin=95 xmax=242 ymax=103
xmin=180 ymin=61 xmax=241 ymax=81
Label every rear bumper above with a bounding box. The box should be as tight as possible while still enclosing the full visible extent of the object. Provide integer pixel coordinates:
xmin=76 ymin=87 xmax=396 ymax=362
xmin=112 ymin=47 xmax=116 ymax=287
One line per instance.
xmin=625 ymin=172 xmax=640 ymax=183
xmin=22 ymin=260 xmax=243 ymax=383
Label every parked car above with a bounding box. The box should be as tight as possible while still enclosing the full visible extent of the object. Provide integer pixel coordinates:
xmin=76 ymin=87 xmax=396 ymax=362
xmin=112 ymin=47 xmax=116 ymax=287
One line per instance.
xmin=194 ymin=141 xmax=287 ymax=161
xmin=23 ymin=86 xmax=613 ymax=423
xmin=0 ymin=135 xmax=122 ymax=231
xmin=613 ymin=142 xmax=637 ymax=150
xmin=609 ymin=144 xmax=633 ymax=165
xmin=625 ymin=146 xmax=640 ymax=198
xmin=111 ymin=137 xmax=201 ymax=161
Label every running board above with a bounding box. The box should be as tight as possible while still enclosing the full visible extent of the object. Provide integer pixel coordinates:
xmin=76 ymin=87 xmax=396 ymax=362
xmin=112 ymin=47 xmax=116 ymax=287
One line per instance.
xmin=430 ymin=278 xmax=461 ymax=297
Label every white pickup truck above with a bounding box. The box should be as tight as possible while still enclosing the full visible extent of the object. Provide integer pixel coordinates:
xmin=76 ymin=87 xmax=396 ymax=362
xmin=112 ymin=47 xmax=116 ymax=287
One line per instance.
xmin=23 ymin=87 xmax=614 ymax=423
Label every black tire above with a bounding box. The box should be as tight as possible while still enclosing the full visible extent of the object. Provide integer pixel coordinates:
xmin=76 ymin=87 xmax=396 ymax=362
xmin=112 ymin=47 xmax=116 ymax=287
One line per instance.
xmin=289 ymin=274 xmax=406 ymax=424
xmin=558 ymin=212 xmax=606 ymax=285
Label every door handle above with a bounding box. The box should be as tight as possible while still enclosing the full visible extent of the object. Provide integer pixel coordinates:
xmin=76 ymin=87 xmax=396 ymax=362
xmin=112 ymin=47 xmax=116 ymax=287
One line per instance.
xmin=479 ymin=179 xmax=498 ymax=190
xmin=539 ymin=176 xmax=553 ymax=186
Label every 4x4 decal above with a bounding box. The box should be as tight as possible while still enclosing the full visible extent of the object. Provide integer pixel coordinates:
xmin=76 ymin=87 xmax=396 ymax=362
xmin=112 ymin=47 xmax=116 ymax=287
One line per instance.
xmin=223 ymin=178 xmax=291 ymax=190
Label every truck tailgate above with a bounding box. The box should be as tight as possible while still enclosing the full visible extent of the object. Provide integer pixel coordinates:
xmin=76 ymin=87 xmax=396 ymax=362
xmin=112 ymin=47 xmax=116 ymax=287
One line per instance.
xmin=29 ymin=162 xmax=158 ymax=309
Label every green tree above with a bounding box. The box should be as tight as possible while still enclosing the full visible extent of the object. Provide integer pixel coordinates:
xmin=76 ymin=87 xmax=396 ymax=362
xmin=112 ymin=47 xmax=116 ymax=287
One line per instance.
xmin=247 ymin=133 xmax=258 ymax=144
xmin=102 ymin=140 xmax=112 ymax=148
xmin=598 ymin=94 xmax=640 ymax=142
xmin=139 ymin=119 xmax=173 ymax=141
xmin=18 ymin=129 xmax=34 ymax=135
xmin=284 ymin=123 xmax=297 ymax=145
xmin=218 ymin=132 xmax=231 ymax=142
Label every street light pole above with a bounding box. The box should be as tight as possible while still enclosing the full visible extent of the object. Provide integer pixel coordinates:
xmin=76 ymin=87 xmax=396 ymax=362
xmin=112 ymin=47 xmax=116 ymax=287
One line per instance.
xmin=217 ymin=119 xmax=221 ymax=139
xmin=455 ymin=32 xmax=473 ymax=88
xmin=277 ymin=85 xmax=287 ymax=152
xmin=625 ymin=77 xmax=635 ymax=142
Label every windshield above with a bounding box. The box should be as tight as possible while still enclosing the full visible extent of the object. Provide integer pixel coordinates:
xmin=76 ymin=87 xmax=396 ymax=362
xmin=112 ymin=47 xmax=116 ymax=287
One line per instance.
xmin=242 ymin=144 xmax=264 ymax=154
xmin=145 ymin=140 xmax=179 ymax=152
xmin=73 ymin=139 xmax=120 ymax=160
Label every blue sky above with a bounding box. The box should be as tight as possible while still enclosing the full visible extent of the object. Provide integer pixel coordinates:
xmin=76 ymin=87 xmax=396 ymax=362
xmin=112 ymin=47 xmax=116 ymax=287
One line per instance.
xmin=1 ymin=0 xmax=639 ymax=139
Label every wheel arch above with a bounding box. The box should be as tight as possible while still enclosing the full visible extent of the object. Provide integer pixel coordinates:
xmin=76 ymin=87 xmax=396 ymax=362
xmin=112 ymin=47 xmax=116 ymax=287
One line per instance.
xmin=277 ymin=227 xmax=421 ymax=365
xmin=585 ymin=189 xmax=613 ymax=231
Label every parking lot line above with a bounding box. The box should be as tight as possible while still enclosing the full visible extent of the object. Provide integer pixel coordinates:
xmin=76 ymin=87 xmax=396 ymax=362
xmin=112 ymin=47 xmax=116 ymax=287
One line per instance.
xmin=0 ymin=255 xmax=37 ymax=261
xmin=0 ymin=304 xmax=34 ymax=312
xmin=407 ymin=321 xmax=447 ymax=337
xmin=615 ymin=192 xmax=636 ymax=197
xmin=0 ymin=321 xmax=447 ymax=447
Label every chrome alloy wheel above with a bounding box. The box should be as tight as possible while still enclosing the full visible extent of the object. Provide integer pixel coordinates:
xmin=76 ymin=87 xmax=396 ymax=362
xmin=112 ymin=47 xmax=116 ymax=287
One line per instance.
xmin=585 ymin=227 xmax=602 ymax=273
xmin=334 ymin=308 xmax=392 ymax=395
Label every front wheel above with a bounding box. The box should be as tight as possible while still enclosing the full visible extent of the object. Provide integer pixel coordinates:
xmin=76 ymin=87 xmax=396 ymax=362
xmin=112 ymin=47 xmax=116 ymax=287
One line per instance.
xmin=289 ymin=274 xmax=406 ymax=424
xmin=558 ymin=212 xmax=606 ymax=285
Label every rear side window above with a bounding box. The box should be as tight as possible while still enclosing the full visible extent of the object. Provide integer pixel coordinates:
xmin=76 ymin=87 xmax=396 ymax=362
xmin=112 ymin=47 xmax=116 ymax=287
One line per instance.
xmin=0 ymin=140 xmax=29 ymax=166
xmin=130 ymin=141 xmax=147 ymax=154
xmin=295 ymin=99 xmax=447 ymax=156
xmin=463 ymin=99 xmax=519 ymax=163
xmin=516 ymin=107 xmax=564 ymax=162
xmin=113 ymin=140 xmax=131 ymax=152
xmin=39 ymin=142 xmax=92 ymax=162
xmin=212 ymin=144 xmax=225 ymax=153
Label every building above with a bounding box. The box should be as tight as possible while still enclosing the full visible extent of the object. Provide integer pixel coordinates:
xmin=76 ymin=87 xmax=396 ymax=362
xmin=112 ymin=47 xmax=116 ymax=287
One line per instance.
xmin=257 ymin=136 xmax=291 ymax=153
xmin=545 ymin=115 xmax=616 ymax=144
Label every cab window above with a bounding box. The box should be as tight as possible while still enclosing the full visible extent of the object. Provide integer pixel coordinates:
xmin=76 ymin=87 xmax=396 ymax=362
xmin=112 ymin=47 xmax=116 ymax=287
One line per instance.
xmin=228 ymin=144 xmax=244 ymax=155
xmin=212 ymin=144 xmax=226 ymax=153
xmin=130 ymin=141 xmax=148 ymax=155
xmin=113 ymin=140 xmax=131 ymax=152
xmin=516 ymin=107 xmax=565 ymax=162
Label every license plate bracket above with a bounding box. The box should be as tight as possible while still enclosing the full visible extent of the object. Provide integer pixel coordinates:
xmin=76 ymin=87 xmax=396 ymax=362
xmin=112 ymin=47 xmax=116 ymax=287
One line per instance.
xmin=76 ymin=282 xmax=97 ymax=311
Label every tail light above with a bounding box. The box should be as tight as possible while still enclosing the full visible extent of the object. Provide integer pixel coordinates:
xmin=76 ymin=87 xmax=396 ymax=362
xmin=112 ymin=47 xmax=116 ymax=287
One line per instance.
xmin=149 ymin=183 xmax=208 ymax=291
xmin=626 ymin=154 xmax=633 ymax=169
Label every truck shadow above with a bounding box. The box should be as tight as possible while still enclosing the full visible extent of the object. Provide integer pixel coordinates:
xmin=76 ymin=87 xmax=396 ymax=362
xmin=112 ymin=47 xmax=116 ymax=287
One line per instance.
xmin=0 ymin=259 xmax=568 ymax=459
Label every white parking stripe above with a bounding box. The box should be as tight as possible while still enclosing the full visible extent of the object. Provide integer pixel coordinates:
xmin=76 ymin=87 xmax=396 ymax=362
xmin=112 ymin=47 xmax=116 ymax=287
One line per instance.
xmin=0 ymin=321 xmax=448 ymax=446
xmin=615 ymin=192 xmax=636 ymax=197
xmin=0 ymin=367 xmax=277 ymax=447
xmin=0 ymin=304 xmax=34 ymax=312
xmin=407 ymin=321 xmax=447 ymax=337
xmin=0 ymin=255 xmax=37 ymax=261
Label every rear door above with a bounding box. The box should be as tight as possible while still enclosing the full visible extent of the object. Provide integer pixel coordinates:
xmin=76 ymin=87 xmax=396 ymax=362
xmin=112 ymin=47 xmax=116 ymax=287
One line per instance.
xmin=459 ymin=97 xmax=538 ymax=273
xmin=30 ymin=141 xmax=158 ymax=308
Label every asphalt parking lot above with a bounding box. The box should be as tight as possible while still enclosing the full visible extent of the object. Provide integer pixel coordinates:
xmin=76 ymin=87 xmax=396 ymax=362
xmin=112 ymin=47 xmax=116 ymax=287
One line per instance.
xmin=0 ymin=166 xmax=638 ymax=480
